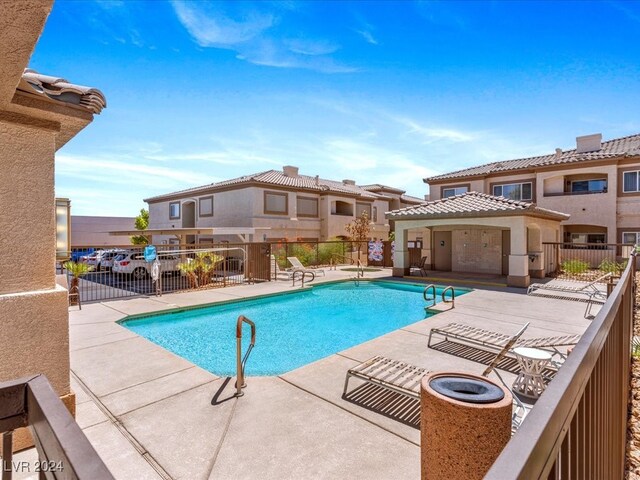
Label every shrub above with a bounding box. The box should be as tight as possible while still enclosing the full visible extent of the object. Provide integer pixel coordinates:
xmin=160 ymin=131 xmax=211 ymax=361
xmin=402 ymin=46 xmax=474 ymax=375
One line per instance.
xmin=318 ymin=240 xmax=348 ymax=265
xmin=598 ymin=258 xmax=627 ymax=275
xmin=178 ymin=252 xmax=223 ymax=288
xmin=561 ymin=259 xmax=590 ymax=274
xmin=288 ymin=243 xmax=316 ymax=266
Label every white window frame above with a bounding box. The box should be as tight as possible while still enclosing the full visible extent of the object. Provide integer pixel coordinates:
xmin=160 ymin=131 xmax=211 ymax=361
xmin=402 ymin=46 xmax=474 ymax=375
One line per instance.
xmin=442 ymin=186 xmax=468 ymax=198
xmin=169 ymin=202 xmax=180 ymax=220
xmin=570 ymin=233 xmax=606 ymax=244
xmin=492 ymin=182 xmax=533 ymax=201
xmin=622 ymin=232 xmax=640 ymax=245
xmin=623 ymin=170 xmax=640 ymax=193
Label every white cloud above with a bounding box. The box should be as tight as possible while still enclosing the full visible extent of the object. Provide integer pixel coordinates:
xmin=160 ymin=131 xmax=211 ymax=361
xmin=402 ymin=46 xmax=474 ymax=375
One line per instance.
xmin=171 ymin=1 xmax=274 ymax=47
xmin=171 ymin=1 xmax=354 ymax=73
xmin=393 ymin=116 xmax=475 ymax=143
xmin=355 ymin=29 xmax=378 ymax=45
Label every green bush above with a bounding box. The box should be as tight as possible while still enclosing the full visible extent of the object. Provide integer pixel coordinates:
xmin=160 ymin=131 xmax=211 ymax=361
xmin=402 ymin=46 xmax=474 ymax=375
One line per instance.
xmin=289 ymin=243 xmax=316 ymax=266
xmin=318 ymin=241 xmax=348 ymax=265
xmin=598 ymin=258 xmax=627 ymax=275
xmin=561 ymin=259 xmax=590 ymax=274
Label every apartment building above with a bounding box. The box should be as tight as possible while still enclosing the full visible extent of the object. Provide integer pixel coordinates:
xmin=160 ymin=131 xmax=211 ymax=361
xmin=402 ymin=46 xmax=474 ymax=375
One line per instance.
xmin=425 ymin=133 xmax=640 ymax=246
xmin=144 ymin=166 xmax=423 ymax=244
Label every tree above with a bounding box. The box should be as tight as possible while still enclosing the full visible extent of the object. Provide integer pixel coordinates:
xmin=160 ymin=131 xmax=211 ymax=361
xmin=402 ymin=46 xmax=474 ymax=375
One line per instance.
xmin=130 ymin=208 xmax=150 ymax=245
xmin=345 ymin=211 xmax=371 ymax=259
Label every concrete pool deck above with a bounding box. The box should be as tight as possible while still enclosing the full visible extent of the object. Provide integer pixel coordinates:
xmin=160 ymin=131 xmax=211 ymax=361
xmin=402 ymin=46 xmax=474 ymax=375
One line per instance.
xmin=25 ymin=269 xmax=596 ymax=479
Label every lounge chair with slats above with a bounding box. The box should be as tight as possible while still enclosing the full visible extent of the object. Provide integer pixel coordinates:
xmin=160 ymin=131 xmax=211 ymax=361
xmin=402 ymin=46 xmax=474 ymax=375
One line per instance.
xmin=527 ymin=273 xmax=611 ymax=318
xmin=287 ymin=256 xmax=325 ymax=276
xmin=343 ymin=323 xmax=530 ymax=433
xmin=427 ymin=322 xmax=580 ymax=365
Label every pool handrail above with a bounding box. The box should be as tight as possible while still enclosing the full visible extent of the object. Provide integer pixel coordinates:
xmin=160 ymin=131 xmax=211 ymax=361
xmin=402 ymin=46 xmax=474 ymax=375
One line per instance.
xmin=442 ymin=285 xmax=455 ymax=308
xmin=423 ymin=284 xmax=436 ymax=309
xmin=236 ymin=315 xmax=256 ymax=397
xmin=292 ymin=269 xmax=315 ymax=287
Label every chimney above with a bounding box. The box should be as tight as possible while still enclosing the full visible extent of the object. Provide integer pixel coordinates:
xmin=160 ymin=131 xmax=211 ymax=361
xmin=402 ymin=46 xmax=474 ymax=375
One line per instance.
xmin=342 ymin=179 xmax=356 ymax=185
xmin=575 ymin=133 xmax=602 ymax=153
xmin=555 ymin=148 xmax=562 ymax=159
xmin=314 ymin=175 xmax=320 ymax=186
xmin=283 ymin=165 xmax=299 ymax=177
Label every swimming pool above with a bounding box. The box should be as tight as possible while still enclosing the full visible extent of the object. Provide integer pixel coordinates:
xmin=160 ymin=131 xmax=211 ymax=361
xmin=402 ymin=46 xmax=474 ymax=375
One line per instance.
xmin=121 ymin=280 xmax=469 ymax=376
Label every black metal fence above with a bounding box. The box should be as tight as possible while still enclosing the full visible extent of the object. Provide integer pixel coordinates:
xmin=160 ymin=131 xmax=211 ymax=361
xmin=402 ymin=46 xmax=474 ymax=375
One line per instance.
xmin=64 ymin=243 xmax=270 ymax=303
xmin=65 ymin=241 xmax=370 ymax=302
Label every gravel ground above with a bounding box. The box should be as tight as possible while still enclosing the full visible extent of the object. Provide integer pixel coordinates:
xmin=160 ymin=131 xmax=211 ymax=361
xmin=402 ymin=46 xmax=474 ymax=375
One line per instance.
xmin=625 ymin=272 xmax=640 ymax=479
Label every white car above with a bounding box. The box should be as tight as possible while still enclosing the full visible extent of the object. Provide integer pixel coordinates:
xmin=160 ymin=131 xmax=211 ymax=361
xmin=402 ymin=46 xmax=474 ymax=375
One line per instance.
xmin=99 ymin=249 xmax=130 ymax=271
xmin=112 ymin=252 xmax=183 ymax=279
xmin=82 ymin=250 xmax=105 ymax=270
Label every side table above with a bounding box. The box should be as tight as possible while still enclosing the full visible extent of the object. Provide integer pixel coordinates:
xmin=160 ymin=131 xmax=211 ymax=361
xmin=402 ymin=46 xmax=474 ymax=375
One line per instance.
xmin=512 ymin=347 xmax=552 ymax=399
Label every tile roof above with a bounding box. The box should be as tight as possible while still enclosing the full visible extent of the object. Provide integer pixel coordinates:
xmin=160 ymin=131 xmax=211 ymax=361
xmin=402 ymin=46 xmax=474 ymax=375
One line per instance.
xmin=426 ymin=133 xmax=640 ymax=182
xmin=386 ymin=191 xmax=570 ymax=221
xmin=17 ymin=69 xmax=106 ymax=114
xmin=400 ymin=194 xmax=425 ymax=204
xmin=144 ymin=169 xmax=388 ymax=202
xmin=360 ymin=184 xmax=406 ymax=194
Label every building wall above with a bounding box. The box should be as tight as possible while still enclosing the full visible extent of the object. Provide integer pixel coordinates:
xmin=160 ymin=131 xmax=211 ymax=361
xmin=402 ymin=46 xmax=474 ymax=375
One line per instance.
xmin=148 ymin=186 xmax=394 ymax=243
xmin=71 ymin=215 xmax=136 ymax=246
xmin=452 ymin=228 xmax=502 ymax=274
xmin=428 ymin=159 xmax=640 ymax=244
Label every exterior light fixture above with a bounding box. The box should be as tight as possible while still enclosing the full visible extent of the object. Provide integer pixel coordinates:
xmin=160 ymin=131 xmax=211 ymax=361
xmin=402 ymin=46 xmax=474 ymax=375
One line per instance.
xmin=55 ymin=198 xmax=71 ymax=262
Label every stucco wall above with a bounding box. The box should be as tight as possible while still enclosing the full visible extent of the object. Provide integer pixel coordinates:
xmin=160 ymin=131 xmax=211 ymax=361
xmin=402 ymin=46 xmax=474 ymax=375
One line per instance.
xmin=148 ymin=186 xmax=392 ymax=242
xmin=452 ymin=228 xmax=502 ymax=274
xmin=0 ymin=122 xmax=56 ymax=294
xmin=71 ymin=215 xmax=136 ymax=246
xmin=0 ymin=285 xmax=69 ymax=395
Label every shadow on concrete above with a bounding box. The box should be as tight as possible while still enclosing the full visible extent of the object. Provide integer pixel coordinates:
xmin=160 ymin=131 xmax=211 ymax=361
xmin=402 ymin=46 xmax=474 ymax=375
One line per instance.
xmin=211 ymin=376 xmax=237 ymax=406
xmin=342 ymin=383 xmax=420 ymax=429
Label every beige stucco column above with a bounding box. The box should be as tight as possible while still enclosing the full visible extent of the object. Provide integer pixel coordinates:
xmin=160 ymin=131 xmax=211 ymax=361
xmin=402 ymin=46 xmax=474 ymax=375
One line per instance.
xmin=393 ymin=227 xmax=410 ymax=276
xmin=0 ymin=0 xmax=103 ymax=453
xmin=527 ymin=224 xmax=545 ymax=279
xmin=508 ymin=218 xmax=530 ymax=287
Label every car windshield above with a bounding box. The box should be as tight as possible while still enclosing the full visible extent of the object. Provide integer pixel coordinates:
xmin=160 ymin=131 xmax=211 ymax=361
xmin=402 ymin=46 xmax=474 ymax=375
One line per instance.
xmin=114 ymin=254 xmax=126 ymax=261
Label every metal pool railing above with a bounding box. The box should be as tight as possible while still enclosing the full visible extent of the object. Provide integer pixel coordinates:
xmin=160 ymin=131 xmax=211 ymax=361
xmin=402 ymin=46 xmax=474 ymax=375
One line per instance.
xmin=485 ymin=247 xmax=637 ymax=479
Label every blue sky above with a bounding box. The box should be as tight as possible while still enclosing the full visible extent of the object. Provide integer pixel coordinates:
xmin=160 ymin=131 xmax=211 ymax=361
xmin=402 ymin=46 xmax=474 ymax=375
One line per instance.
xmin=31 ymin=0 xmax=640 ymax=216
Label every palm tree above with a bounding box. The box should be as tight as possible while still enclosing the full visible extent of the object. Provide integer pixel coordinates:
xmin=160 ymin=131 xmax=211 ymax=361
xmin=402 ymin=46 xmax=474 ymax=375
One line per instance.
xmin=63 ymin=261 xmax=93 ymax=303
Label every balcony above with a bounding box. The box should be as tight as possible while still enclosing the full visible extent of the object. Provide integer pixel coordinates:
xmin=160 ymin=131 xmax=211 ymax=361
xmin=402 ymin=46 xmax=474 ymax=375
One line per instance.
xmin=543 ymin=177 xmax=608 ymax=197
xmin=544 ymin=188 xmax=607 ymax=197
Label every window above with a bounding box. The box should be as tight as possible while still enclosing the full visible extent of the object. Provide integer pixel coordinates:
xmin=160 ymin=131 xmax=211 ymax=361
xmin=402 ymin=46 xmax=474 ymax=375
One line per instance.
xmin=493 ymin=182 xmax=532 ymax=201
xmin=199 ymin=196 xmax=213 ymax=217
xmin=355 ymin=202 xmax=372 ymax=219
xmin=570 ymin=233 xmax=606 ymax=244
xmin=264 ymin=191 xmax=288 ymax=214
xmin=296 ymin=196 xmax=318 ymax=217
xmin=332 ymin=201 xmax=353 ymax=216
xmin=169 ymin=202 xmax=180 ymax=219
xmin=623 ymin=232 xmax=640 ymax=244
xmin=571 ymin=179 xmax=607 ymax=193
xmin=623 ymin=171 xmax=640 ymax=193
xmin=372 ymin=206 xmax=378 ymax=222
xmin=442 ymin=186 xmax=468 ymax=198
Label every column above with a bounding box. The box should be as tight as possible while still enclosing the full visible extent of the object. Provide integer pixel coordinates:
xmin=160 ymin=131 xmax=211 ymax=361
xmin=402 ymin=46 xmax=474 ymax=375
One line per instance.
xmin=507 ymin=220 xmax=530 ymax=288
xmin=393 ymin=226 xmax=410 ymax=276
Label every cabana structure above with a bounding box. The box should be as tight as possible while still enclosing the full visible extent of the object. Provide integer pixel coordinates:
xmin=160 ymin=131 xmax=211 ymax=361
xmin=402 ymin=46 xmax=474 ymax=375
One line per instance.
xmin=387 ymin=192 xmax=570 ymax=287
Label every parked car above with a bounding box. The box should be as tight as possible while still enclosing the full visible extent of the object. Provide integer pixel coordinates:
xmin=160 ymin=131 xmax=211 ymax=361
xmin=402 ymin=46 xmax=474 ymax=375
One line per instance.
xmin=81 ymin=250 xmax=105 ymax=269
xmin=71 ymin=248 xmax=94 ymax=262
xmin=113 ymin=252 xmax=183 ymax=279
xmin=99 ymin=249 xmax=130 ymax=271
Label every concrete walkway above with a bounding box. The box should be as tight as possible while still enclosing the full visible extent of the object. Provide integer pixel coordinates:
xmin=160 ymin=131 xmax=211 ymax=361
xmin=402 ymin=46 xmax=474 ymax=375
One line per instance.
xmin=53 ymin=269 xmax=593 ymax=479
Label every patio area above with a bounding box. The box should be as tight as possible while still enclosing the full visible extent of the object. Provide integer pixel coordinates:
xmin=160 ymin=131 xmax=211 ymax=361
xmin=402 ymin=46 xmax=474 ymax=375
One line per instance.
xmin=15 ymin=269 xmax=594 ymax=479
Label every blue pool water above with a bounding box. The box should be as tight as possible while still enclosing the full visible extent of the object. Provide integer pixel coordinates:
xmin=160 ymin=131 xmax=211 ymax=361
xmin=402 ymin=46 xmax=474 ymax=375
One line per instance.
xmin=121 ymin=281 xmax=469 ymax=376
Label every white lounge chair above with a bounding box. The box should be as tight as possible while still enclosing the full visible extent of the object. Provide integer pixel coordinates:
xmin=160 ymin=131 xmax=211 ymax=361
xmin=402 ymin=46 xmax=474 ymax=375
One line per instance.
xmin=343 ymin=324 xmax=530 ymax=433
xmin=527 ymin=273 xmax=611 ymax=318
xmin=271 ymin=255 xmax=294 ymax=280
xmin=428 ymin=322 xmax=580 ymax=366
xmin=287 ymin=256 xmax=325 ymax=276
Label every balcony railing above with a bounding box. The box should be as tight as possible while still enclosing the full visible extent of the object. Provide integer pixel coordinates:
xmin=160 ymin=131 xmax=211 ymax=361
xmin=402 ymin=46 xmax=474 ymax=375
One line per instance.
xmin=0 ymin=375 xmax=113 ymax=480
xmin=485 ymin=247 xmax=637 ymax=479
